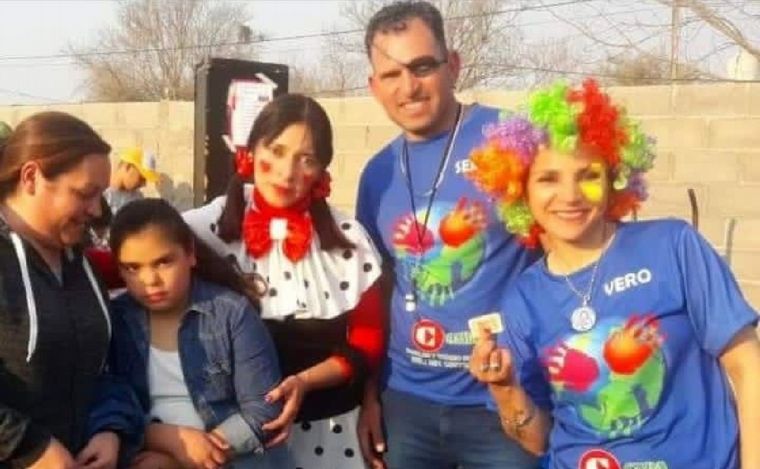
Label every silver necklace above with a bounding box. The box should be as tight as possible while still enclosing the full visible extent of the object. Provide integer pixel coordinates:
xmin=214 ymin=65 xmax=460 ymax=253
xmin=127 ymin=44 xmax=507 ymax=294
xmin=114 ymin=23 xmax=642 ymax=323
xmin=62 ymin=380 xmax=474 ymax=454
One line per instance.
xmin=400 ymin=105 xmax=464 ymax=312
xmin=556 ymin=229 xmax=614 ymax=332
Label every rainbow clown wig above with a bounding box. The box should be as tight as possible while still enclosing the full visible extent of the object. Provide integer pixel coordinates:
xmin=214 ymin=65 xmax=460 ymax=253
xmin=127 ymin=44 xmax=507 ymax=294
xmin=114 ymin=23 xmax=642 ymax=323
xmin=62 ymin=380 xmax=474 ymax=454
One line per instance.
xmin=467 ymin=78 xmax=656 ymax=248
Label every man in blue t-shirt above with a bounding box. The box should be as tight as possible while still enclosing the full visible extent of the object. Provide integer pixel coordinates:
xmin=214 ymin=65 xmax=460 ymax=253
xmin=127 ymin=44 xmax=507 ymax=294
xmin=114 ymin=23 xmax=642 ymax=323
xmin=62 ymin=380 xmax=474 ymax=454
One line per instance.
xmin=355 ymin=2 xmax=540 ymax=468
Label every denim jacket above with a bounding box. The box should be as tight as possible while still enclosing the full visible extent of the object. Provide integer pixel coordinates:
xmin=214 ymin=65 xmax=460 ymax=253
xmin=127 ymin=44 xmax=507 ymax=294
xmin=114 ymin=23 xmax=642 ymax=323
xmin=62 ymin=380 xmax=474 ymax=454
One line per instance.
xmin=106 ymin=278 xmax=282 ymax=456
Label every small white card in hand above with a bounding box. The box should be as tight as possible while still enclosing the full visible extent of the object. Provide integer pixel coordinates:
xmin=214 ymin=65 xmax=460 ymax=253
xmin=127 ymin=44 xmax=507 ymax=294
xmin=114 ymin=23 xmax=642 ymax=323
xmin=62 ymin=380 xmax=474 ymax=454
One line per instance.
xmin=468 ymin=313 xmax=504 ymax=336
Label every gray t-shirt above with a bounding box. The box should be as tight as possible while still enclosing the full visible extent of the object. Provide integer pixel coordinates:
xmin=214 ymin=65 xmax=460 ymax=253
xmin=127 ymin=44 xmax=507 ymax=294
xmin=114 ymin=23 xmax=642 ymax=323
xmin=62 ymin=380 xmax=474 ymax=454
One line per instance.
xmin=104 ymin=187 xmax=143 ymax=214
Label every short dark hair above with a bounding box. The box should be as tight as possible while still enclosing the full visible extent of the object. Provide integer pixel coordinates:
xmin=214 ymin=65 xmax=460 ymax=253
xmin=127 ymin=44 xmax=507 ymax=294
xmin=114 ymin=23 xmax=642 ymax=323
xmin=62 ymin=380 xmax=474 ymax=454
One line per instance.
xmin=365 ymin=1 xmax=447 ymax=58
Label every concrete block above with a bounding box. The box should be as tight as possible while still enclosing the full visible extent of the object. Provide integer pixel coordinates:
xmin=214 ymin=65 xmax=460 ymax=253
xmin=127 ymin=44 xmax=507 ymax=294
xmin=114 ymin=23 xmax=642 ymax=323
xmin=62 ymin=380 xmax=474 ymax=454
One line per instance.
xmin=648 ymin=150 xmax=672 ymax=182
xmin=43 ymin=104 xmax=86 ymax=120
xmin=468 ymin=90 xmax=527 ymax=112
xmin=672 ymin=149 xmax=740 ymax=182
xmin=639 ymin=117 xmax=708 ymax=149
xmin=695 ymin=216 xmax=730 ymax=249
xmin=738 ymin=152 xmax=760 ymax=182
xmin=165 ymin=101 xmax=194 ymax=130
xmin=99 ymin=128 xmax=140 ymax=154
xmin=366 ymin=125 xmax=399 ymax=154
xmin=738 ymin=281 xmax=760 ymax=310
xmin=609 ymin=85 xmax=673 ymax=116
xmin=726 ymin=249 xmax=760 ymax=282
xmin=332 ymin=152 xmax=372 ymax=179
xmin=83 ymin=103 xmax=121 ymax=127
xmin=121 ymin=102 xmax=161 ymax=128
xmin=13 ymin=105 xmax=50 ymax=124
xmin=333 ymin=125 xmax=369 ymax=152
xmin=318 ymin=97 xmax=390 ymax=125
xmin=748 ymin=83 xmax=760 ymax=116
xmin=726 ymin=218 xmax=760 ymax=250
xmin=672 ymin=83 xmax=749 ymax=116
xmin=330 ymin=175 xmax=361 ymax=210
xmin=637 ymin=183 xmax=706 ymax=221
xmin=708 ymin=184 xmax=760 ymax=217
xmin=708 ymin=118 xmax=760 ymax=149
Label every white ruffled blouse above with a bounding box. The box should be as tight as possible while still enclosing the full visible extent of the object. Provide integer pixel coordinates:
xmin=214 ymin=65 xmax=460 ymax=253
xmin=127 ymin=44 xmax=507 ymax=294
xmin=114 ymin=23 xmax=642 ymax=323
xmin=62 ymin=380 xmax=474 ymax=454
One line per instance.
xmin=183 ymin=186 xmax=382 ymax=321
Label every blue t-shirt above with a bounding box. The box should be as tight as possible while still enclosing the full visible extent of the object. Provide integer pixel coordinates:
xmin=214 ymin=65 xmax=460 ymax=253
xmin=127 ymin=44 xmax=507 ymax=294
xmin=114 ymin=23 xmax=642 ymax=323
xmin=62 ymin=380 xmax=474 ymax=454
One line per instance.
xmin=356 ymin=104 xmax=540 ymax=406
xmin=499 ymin=219 xmax=757 ymax=469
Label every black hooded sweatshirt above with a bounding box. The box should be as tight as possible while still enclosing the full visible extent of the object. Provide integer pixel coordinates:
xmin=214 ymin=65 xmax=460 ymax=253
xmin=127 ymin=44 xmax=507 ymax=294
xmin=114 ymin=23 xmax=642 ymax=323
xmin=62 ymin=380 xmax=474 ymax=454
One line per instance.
xmin=0 ymin=217 xmax=110 ymax=468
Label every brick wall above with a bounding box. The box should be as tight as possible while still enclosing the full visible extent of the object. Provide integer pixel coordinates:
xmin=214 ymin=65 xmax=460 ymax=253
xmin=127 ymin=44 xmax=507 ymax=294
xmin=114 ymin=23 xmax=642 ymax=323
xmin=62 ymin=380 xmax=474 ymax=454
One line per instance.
xmin=2 ymin=82 xmax=759 ymax=306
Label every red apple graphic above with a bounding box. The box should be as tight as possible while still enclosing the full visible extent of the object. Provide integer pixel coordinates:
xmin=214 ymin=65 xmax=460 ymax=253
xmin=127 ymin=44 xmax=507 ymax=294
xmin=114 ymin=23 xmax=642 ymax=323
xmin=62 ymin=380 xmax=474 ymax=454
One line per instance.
xmin=438 ymin=197 xmax=487 ymax=247
xmin=603 ymin=314 xmax=663 ymax=375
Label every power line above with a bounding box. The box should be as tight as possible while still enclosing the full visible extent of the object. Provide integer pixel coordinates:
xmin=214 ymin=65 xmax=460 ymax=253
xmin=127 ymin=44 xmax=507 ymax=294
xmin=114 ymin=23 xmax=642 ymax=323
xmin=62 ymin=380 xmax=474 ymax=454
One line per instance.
xmin=0 ymin=0 xmax=595 ymax=63
xmin=0 ymin=87 xmax=60 ymax=103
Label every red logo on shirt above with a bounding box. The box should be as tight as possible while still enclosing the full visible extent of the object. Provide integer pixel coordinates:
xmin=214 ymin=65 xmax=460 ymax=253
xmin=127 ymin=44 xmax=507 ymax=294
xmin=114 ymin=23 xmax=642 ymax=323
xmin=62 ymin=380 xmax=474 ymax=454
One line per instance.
xmin=411 ymin=319 xmax=445 ymax=353
xmin=578 ymin=449 xmax=621 ymax=469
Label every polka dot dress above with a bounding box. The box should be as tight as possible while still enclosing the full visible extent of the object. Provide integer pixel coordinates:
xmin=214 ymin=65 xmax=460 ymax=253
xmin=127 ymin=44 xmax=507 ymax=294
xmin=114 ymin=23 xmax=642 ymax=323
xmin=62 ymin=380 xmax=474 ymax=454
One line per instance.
xmin=183 ymin=187 xmax=382 ymax=469
xmin=286 ymin=407 xmax=365 ymax=469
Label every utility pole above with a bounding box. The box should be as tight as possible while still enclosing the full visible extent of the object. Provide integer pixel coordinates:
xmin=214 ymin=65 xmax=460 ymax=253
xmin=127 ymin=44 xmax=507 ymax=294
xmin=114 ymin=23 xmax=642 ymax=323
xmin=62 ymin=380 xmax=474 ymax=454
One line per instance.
xmin=670 ymin=0 xmax=681 ymax=80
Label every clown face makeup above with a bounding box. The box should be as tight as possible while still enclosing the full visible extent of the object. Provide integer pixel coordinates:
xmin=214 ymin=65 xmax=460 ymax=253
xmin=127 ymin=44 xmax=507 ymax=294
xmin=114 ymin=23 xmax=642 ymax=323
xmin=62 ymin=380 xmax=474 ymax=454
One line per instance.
xmin=527 ymin=148 xmax=609 ymax=247
xmin=467 ymin=79 xmax=655 ymax=248
xmin=252 ymin=122 xmax=322 ymax=208
xmin=578 ymin=161 xmax=606 ymax=204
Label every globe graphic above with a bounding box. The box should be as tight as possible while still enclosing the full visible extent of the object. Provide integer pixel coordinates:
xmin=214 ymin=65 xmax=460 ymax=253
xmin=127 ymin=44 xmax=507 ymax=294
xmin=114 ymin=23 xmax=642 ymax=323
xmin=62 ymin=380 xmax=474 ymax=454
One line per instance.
xmin=392 ymin=201 xmax=487 ymax=307
xmin=552 ymin=317 xmax=666 ymax=438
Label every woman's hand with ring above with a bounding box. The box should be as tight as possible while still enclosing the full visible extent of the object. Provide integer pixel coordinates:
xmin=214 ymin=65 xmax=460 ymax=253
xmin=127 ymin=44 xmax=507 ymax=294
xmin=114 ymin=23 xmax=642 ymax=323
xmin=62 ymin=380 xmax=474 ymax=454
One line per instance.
xmin=469 ymin=327 xmax=513 ymax=386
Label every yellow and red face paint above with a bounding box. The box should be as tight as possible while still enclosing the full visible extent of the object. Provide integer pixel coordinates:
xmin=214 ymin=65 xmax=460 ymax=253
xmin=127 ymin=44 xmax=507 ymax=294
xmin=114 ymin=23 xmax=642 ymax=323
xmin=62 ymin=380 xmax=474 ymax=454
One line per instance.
xmin=578 ymin=161 xmax=605 ymax=204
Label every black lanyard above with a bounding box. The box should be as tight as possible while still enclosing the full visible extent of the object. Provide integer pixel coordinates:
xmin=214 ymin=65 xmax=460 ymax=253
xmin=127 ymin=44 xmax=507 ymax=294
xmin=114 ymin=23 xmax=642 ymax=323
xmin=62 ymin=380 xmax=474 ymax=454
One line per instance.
xmin=400 ymin=104 xmax=463 ymax=313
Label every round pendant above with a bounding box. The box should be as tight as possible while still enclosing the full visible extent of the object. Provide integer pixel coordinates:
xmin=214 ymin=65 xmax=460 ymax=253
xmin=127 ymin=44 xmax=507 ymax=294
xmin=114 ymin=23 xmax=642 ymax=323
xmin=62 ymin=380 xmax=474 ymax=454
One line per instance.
xmin=570 ymin=305 xmax=597 ymax=332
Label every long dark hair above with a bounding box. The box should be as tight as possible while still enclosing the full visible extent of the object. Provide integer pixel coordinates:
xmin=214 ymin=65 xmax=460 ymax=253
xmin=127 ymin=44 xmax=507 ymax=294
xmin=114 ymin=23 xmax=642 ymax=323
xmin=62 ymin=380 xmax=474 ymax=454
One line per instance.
xmin=0 ymin=112 xmax=111 ymax=200
xmin=109 ymin=198 xmax=262 ymax=306
xmin=217 ymin=93 xmax=354 ymax=251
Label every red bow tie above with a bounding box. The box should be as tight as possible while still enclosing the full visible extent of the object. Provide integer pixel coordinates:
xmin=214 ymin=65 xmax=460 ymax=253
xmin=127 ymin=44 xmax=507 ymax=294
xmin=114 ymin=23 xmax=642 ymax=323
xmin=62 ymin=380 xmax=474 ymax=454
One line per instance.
xmin=243 ymin=189 xmax=313 ymax=263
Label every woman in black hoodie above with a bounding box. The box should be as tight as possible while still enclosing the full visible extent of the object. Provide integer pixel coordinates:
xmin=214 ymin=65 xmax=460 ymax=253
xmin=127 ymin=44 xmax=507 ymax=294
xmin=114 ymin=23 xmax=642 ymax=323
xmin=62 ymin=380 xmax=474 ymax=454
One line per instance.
xmin=0 ymin=112 xmax=130 ymax=468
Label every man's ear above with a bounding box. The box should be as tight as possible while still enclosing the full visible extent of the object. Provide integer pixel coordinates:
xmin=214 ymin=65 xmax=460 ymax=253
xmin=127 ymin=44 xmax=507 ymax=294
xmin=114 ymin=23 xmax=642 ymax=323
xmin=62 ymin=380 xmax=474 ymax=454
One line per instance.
xmin=18 ymin=161 xmax=40 ymax=196
xmin=447 ymin=50 xmax=462 ymax=86
xmin=368 ymin=73 xmax=379 ymax=99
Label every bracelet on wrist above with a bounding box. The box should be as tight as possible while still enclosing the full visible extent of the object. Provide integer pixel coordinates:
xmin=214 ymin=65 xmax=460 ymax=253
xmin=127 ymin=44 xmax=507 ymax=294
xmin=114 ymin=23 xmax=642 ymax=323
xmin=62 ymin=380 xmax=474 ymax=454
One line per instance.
xmin=500 ymin=400 xmax=537 ymax=430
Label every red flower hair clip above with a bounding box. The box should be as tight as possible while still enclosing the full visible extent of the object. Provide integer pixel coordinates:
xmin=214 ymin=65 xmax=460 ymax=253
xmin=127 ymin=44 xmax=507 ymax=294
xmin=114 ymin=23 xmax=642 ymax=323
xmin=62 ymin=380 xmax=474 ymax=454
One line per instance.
xmin=311 ymin=171 xmax=332 ymax=199
xmin=235 ymin=149 xmax=254 ymax=179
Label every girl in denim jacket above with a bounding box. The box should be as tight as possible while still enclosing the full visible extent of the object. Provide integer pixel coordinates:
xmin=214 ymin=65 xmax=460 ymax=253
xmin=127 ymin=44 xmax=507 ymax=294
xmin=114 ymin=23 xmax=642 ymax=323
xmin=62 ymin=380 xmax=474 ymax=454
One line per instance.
xmin=106 ymin=198 xmax=287 ymax=468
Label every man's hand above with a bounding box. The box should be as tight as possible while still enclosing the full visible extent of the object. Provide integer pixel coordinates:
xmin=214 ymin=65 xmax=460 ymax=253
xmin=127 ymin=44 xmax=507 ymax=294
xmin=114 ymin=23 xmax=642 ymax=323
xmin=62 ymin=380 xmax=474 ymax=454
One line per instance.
xmin=28 ymin=438 xmax=77 ymax=469
xmin=261 ymin=375 xmax=307 ymax=447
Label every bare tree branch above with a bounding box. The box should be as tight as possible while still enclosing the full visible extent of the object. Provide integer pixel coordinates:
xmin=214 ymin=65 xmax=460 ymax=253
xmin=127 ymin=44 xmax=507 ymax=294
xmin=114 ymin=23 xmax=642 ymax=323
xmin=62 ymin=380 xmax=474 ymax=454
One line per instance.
xmin=69 ymin=0 xmax=260 ymax=101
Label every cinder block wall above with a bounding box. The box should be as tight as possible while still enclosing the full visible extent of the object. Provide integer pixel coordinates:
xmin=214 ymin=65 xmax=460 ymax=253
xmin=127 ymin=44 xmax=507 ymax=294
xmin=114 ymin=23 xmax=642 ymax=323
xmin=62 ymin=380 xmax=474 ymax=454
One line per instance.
xmin=2 ymin=83 xmax=759 ymax=306
xmin=0 ymin=101 xmax=196 ymax=210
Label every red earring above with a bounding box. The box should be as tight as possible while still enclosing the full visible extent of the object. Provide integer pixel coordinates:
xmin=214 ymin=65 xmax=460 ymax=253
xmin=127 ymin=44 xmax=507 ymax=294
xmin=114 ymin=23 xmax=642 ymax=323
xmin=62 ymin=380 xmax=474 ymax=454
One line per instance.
xmin=235 ymin=149 xmax=254 ymax=179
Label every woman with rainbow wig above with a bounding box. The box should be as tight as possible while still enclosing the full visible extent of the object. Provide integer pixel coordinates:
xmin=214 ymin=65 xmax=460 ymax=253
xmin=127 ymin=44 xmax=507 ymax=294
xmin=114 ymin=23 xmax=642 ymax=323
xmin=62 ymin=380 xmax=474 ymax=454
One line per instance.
xmin=467 ymin=79 xmax=760 ymax=468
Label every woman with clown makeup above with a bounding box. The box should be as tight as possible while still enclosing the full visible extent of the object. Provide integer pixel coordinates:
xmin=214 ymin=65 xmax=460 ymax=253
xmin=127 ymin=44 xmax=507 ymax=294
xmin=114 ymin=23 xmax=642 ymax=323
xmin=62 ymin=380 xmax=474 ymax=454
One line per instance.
xmin=467 ymin=79 xmax=760 ymax=469
xmin=184 ymin=94 xmax=385 ymax=468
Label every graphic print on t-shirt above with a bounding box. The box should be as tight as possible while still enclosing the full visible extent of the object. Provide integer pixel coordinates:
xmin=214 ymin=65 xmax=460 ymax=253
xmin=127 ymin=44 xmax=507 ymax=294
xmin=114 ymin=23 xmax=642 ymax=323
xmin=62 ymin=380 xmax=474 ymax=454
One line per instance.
xmin=392 ymin=197 xmax=488 ymax=307
xmin=543 ymin=314 xmax=666 ymax=438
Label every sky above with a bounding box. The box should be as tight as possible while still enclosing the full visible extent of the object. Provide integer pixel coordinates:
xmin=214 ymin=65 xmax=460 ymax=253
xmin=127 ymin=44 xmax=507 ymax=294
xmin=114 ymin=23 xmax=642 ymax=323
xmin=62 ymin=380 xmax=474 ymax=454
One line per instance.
xmin=0 ymin=0 xmax=757 ymax=105
xmin=0 ymin=0 xmax=351 ymax=105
